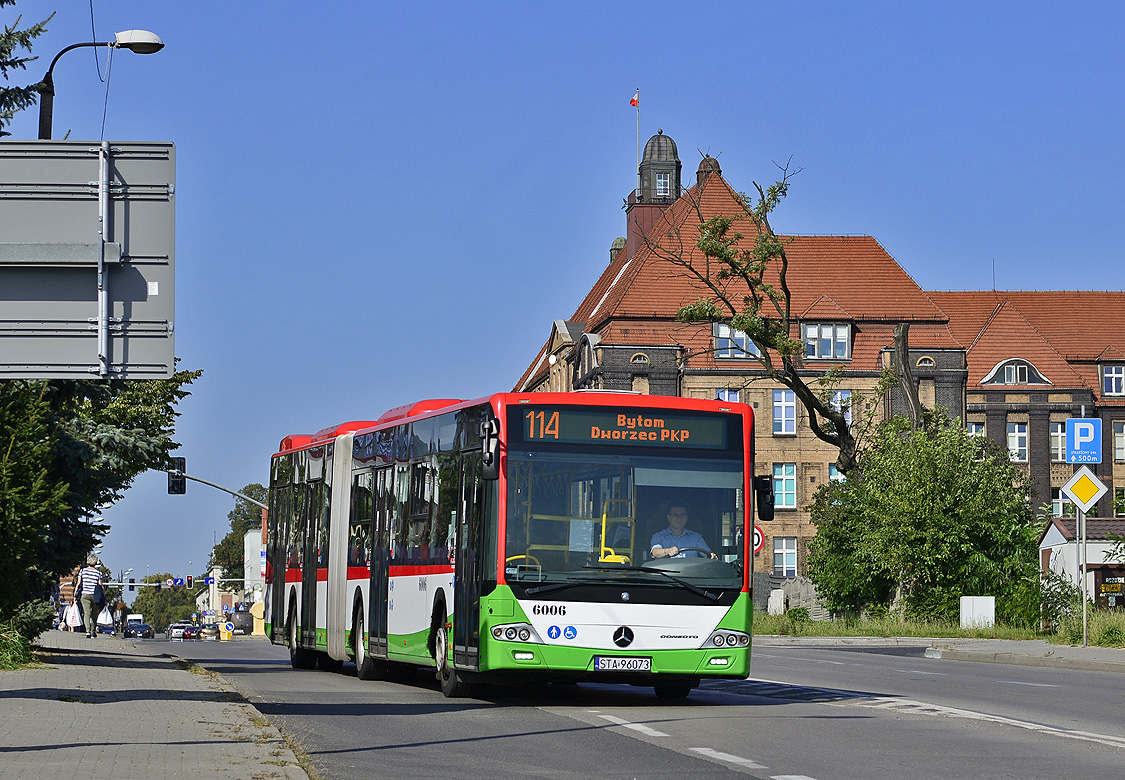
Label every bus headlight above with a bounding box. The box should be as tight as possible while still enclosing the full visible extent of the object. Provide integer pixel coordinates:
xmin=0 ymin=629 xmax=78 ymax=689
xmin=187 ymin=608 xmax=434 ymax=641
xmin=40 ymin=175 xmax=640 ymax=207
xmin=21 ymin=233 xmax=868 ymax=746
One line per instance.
xmin=489 ymin=622 xmax=543 ymax=644
xmin=701 ymin=630 xmax=750 ymax=650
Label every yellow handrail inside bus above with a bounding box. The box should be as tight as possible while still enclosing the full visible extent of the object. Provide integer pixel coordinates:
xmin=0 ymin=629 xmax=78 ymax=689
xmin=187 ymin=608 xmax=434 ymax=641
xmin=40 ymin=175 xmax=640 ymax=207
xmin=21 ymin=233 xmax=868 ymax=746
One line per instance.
xmin=599 ymin=498 xmax=634 ymax=564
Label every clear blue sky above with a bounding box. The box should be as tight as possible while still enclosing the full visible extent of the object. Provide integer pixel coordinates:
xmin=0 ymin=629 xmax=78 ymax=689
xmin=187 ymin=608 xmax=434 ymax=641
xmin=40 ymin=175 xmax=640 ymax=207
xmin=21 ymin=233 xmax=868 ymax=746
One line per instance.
xmin=8 ymin=2 xmax=1124 ymax=587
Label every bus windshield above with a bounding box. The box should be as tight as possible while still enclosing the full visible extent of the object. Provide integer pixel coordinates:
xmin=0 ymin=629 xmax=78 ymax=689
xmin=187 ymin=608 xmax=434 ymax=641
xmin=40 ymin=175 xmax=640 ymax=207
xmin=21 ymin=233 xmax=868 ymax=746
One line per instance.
xmin=504 ymin=449 xmax=745 ymax=591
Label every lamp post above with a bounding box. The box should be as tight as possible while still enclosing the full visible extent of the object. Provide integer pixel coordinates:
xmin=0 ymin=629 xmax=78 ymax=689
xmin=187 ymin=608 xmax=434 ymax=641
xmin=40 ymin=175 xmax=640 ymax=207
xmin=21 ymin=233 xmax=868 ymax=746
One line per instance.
xmin=38 ymin=29 xmax=165 ymax=140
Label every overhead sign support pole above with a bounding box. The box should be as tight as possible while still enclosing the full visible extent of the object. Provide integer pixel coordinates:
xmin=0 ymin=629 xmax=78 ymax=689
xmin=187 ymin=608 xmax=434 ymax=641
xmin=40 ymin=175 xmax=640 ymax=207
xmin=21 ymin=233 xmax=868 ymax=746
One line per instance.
xmin=97 ymin=141 xmax=111 ymax=376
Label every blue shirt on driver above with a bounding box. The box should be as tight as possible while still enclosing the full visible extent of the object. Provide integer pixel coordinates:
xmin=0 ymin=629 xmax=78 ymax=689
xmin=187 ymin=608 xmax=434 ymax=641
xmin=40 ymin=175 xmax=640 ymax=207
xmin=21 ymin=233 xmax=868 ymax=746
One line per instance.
xmin=650 ymin=527 xmax=712 ymax=558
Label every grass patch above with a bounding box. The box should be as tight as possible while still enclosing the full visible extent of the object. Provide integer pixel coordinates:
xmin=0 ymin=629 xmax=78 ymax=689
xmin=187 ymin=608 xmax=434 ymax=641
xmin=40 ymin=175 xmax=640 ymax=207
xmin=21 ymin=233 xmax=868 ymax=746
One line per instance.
xmin=1051 ymin=610 xmax=1125 ymax=648
xmin=752 ymin=610 xmax=1041 ymax=640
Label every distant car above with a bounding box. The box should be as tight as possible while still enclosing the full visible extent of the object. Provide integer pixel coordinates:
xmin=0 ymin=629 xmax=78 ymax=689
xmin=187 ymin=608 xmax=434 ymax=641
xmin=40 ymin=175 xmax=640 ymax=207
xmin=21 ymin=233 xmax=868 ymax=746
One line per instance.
xmin=96 ymin=624 xmax=116 ymax=635
xmin=168 ymin=623 xmax=188 ymax=640
xmin=123 ymin=623 xmax=154 ymax=639
xmin=200 ymin=623 xmax=220 ymax=641
xmin=181 ymin=624 xmax=201 ymax=640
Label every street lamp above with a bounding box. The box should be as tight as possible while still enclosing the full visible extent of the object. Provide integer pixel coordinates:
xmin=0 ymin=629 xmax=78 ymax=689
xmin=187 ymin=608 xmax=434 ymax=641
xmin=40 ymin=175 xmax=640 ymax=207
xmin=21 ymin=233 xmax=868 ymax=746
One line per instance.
xmin=38 ymin=29 xmax=165 ymax=140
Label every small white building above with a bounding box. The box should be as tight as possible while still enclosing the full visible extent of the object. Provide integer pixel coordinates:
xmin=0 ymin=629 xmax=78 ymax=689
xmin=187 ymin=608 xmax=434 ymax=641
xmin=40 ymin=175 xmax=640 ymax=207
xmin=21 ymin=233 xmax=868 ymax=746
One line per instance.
xmin=1039 ymin=518 xmax=1125 ymax=608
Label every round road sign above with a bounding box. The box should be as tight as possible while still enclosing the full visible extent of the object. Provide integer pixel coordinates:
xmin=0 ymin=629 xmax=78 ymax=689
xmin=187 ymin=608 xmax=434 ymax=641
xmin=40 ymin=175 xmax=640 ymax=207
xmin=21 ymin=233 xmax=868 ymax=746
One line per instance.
xmin=753 ymin=525 xmax=765 ymax=554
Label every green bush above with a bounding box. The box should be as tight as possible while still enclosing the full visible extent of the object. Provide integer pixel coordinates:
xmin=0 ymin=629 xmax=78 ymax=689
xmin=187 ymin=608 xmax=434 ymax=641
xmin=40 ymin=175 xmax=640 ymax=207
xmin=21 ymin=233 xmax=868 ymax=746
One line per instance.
xmin=0 ymin=600 xmax=59 ymax=670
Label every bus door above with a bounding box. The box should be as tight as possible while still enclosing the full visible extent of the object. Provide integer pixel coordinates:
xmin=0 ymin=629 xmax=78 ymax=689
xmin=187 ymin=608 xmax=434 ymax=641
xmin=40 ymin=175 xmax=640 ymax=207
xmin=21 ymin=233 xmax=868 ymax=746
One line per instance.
xmin=370 ymin=467 xmax=391 ymax=657
xmin=269 ymin=482 xmax=291 ymax=642
xmin=300 ymin=481 xmax=321 ymax=647
xmin=453 ymin=452 xmax=484 ymax=669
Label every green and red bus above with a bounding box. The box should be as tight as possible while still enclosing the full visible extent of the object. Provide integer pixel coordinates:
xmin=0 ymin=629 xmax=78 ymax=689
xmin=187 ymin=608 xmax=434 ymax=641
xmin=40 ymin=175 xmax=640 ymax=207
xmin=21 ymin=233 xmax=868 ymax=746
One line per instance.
xmin=264 ymin=391 xmax=773 ymax=698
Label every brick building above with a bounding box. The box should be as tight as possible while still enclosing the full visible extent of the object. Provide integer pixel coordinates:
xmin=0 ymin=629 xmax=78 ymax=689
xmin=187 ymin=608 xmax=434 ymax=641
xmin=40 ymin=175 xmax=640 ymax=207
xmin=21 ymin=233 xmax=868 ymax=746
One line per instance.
xmin=515 ymin=131 xmax=1125 ymax=577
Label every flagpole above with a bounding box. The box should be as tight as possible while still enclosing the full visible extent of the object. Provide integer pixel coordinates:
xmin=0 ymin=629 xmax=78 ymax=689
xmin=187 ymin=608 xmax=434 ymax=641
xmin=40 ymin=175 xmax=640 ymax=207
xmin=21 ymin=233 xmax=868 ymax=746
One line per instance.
xmin=635 ymin=88 xmax=640 ymax=194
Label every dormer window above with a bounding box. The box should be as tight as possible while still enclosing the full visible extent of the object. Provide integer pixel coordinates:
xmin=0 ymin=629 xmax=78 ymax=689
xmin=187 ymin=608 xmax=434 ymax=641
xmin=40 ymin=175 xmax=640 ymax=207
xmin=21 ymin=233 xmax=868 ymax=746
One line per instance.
xmin=656 ymin=172 xmax=670 ymax=196
xmin=1004 ymin=363 xmax=1028 ymax=384
xmin=916 ymin=356 xmax=935 ymax=368
xmin=630 ymin=352 xmax=650 ymax=365
xmin=981 ymin=359 xmax=1049 ymax=386
xmin=1104 ymin=365 xmax=1124 ymax=396
xmin=804 ymin=323 xmax=850 ymax=360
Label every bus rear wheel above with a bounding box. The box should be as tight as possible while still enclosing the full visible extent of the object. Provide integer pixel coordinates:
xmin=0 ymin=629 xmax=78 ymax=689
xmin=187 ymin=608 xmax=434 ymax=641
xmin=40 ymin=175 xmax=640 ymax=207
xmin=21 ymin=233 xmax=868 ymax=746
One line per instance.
xmin=434 ymin=620 xmax=471 ymax=698
xmin=288 ymin=603 xmax=316 ymax=670
xmin=354 ymin=611 xmax=382 ymax=681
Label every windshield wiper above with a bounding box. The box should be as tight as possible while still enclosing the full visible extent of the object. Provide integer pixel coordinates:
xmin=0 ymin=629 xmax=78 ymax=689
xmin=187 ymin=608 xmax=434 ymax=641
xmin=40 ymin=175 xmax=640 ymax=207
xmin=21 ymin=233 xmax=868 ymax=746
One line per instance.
xmin=524 ymin=580 xmax=585 ymax=596
xmin=583 ymin=564 xmax=721 ymax=601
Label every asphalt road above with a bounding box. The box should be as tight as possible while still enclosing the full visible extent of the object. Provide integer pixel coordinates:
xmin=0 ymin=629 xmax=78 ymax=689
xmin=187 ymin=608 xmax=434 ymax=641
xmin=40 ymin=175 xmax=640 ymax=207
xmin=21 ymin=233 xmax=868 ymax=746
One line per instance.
xmin=149 ymin=637 xmax=1125 ymax=780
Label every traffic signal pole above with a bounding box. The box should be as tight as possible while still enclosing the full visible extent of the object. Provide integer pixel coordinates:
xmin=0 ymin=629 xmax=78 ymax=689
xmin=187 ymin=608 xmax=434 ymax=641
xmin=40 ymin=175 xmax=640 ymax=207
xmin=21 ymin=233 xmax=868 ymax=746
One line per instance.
xmin=164 ymin=467 xmax=267 ymax=509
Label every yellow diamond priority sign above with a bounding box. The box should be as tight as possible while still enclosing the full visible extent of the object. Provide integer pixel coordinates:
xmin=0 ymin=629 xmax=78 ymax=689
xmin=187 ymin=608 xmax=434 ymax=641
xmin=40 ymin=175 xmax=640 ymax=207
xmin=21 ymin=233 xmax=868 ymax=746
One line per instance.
xmin=1061 ymin=466 xmax=1108 ymax=513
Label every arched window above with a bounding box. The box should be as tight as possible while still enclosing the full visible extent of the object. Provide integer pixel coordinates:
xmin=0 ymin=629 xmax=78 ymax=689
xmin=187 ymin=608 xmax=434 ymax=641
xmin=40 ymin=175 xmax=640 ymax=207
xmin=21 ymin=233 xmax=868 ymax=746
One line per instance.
xmin=916 ymin=356 xmax=935 ymax=368
xmin=630 ymin=352 xmax=650 ymax=364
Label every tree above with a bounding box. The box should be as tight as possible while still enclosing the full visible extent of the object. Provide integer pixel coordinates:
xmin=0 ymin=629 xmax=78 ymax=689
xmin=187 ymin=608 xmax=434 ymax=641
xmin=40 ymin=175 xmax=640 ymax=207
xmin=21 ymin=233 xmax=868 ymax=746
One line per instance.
xmin=649 ymin=162 xmax=889 ymax=473
xmin=209 ymin=483 xmax=267 ymax=583
xmin=0 ymin=368 xmax=202 ymax=617
xmin=0 ymin=1 xmax=51 ymax=136
xmin=806 ymin=410 xmax=1042 ymax=624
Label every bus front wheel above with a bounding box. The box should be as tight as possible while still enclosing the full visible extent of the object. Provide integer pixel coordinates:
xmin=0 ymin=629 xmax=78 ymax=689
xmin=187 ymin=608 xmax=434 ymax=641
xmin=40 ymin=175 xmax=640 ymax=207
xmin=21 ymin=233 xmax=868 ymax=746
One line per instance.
xmin=354 ymin=611 xmax=383 ymax=681
xmin=434 ymin=619 xmax=471 ymax=698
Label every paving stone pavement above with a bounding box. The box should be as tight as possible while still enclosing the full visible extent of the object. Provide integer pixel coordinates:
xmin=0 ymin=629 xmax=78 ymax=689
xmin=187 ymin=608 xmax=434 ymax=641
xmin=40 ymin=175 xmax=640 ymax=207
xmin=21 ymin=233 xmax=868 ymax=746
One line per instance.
xmin=1 ymin=629 xmax=311 ymax=780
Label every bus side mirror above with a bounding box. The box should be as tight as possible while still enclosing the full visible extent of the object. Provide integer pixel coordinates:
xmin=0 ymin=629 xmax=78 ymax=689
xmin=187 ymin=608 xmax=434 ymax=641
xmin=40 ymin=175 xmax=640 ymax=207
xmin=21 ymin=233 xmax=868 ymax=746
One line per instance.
xmin=480 ymin=416 xmax=500 ymax=481
xmin=753 ymin=475 xmax=774 ymax=522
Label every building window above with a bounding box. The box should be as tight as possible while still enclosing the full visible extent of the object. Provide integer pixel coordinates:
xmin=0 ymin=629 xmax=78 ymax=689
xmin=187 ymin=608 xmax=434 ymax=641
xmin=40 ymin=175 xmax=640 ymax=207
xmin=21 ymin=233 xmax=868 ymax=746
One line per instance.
xmin=1004 ymin=363 xmax=1029 ymax=384
xmin=773 ymin=390 xmax=796 ymax=435
xmin=714 ymin=323 xmax=758 ymax=359
xmin=1116 ymin=422 xmax=1125 ymax=462
xmin=803 ymin=323 xmax=850 ymax=360
xmin=656 ymin=172 xmax=670 ymax=196
xmin=830 ymin=390 xmax=852 ymax=425
xmin=630 ymin=352 xmax=649 ymax=364
xmin=1051 ymin=488 xmax=1075 ymax=518
xmin=828 ymin=464 xmax=844 ymax=483
xmin=1007 ymin=422 xmax=1028 ymax=462
xmin=916 ymin=356 xmax=935 ymax=368
xmin=1050 ymin=422 xmax=1066 ymax=462
xmin=773 ymin=537 xmax=797 ymax=577
xmin=1116 ymin=487 xmax=1125 ymax=518
xmin=967 ymin=422 xmax=985 ymax=437
xmin=773 ymin=463 xmax=796 ymax=508
xmin=716 ymin=388 xmax=739 ymax=403
xmin=1106 ymin=366 xmax=1125 ymax=396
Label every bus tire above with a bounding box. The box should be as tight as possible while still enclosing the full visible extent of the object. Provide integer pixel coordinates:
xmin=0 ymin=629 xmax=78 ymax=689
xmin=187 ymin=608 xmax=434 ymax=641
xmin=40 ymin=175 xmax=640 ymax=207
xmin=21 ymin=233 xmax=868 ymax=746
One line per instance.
xmin=434 ymin=619 xmax=472 ymax=698
xmin=354 ymin=610 xmax=382 ymax=681
xmin=288 ymin=601 xmax=316 ymax=670
xmin=654 ymin=683 xmax=693 ymax=699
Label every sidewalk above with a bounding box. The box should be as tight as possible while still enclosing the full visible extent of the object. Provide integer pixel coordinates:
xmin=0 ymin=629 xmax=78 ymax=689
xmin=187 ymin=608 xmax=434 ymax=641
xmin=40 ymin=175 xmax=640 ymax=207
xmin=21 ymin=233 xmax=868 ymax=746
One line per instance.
xmin=0 ymin=629 xmax=311 ymax=780
xmin=754 ymin=634 xmax=1125 ymax=673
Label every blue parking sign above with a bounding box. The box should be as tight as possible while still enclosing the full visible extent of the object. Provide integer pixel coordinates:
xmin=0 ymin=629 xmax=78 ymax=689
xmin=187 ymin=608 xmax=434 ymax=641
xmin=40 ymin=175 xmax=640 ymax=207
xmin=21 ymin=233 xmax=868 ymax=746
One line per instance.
xmin=1066 ymin=418 xmax=1102 ymax=464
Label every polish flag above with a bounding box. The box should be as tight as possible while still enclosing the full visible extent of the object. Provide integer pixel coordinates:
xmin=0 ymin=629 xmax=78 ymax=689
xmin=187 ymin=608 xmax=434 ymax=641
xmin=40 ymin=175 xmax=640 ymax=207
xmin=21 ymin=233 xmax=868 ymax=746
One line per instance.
xmin=630 ymin=91 xmax=639 ymax=107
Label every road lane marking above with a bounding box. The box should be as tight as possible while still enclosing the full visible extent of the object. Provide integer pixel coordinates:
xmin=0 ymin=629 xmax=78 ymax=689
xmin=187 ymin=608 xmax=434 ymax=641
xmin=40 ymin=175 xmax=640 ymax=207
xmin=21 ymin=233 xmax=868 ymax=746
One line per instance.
xmin=591 ymin=712 xmax=669 ymax=737
xmin=996 ymin=680 xmax=1059 ymax=687
xmin=690 ymin=747 xmax=768 ymax=769
xmin=893 ymin=669 xmax=946 ymax=675
xmin=772 ymin=776 xmax=820 ymax=780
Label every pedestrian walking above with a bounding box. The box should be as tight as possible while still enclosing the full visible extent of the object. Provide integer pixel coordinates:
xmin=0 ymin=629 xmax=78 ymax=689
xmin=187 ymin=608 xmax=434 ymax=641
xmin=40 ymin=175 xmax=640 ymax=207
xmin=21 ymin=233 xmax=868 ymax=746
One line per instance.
xmin=74 ymin=554 xmax=105 ymax=639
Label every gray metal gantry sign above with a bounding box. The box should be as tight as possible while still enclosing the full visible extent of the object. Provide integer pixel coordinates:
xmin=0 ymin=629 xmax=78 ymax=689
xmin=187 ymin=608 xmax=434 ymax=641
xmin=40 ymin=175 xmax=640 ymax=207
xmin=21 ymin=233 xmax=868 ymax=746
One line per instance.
xmin=0 ymin=141 xmax=175 ymax=379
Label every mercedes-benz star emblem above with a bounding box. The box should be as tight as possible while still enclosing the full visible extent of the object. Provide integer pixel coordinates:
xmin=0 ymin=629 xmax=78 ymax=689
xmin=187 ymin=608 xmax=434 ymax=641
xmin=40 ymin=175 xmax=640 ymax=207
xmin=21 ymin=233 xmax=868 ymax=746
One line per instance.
xmin=612 ymin=626 xmax=634 ymax=648
xmin=621 ymin=591 xmax=630 ymax=602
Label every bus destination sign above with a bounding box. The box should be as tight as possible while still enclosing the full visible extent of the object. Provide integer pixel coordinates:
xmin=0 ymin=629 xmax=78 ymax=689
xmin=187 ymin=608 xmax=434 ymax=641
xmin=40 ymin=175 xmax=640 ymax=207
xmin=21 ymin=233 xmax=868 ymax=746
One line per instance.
xmin=519 ymin=407 xmax=728 ymax=449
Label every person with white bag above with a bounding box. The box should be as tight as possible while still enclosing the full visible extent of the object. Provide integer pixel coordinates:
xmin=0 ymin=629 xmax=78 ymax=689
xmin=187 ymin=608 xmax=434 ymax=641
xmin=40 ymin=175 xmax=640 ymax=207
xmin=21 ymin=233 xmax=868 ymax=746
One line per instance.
xmin=73 ymin=554 xmax=105 ymax=639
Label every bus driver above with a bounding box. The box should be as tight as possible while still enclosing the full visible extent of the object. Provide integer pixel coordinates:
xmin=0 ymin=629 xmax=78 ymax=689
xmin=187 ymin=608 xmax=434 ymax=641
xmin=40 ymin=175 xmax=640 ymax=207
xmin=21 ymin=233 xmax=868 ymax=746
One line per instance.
xmin=650 ymin=502 xmax=718 ymax=559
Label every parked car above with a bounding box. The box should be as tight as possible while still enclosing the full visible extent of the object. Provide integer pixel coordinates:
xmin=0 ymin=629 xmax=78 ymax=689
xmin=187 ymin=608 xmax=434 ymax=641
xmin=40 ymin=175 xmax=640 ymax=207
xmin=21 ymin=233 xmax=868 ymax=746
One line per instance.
xmin=200 ymin=623 xmax=220 ymax=641
xmin=123 ymin=623 xmax=154 ymax=639
xmin=181 ymin=624 xmax=201 ymax=640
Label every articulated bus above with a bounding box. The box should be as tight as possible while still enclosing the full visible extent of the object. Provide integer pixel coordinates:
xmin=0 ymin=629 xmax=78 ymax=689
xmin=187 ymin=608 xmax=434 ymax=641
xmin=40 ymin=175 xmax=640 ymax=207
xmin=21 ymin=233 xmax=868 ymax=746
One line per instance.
xmin=265 ymin=392 xmax=774 ymax=698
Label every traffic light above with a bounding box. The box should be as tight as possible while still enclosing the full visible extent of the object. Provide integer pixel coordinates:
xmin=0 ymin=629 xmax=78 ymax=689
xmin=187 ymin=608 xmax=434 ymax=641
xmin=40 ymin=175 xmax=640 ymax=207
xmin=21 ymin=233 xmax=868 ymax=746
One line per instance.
xmin=168 ymin=457 xmax=186 ymax=494
xmin=186 ymin=575 xmax=193 ymax=589
xmin=128 ymin=577 xmax=135 ymax=592
xmin=155 ymin=581 xmax=162 ymax=591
